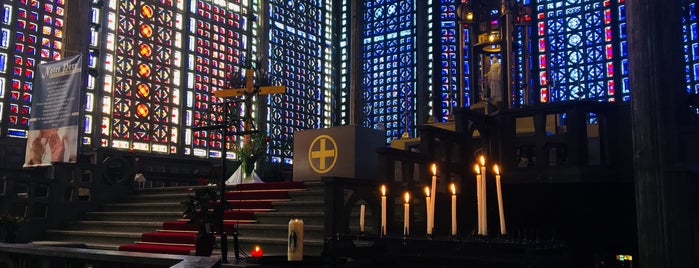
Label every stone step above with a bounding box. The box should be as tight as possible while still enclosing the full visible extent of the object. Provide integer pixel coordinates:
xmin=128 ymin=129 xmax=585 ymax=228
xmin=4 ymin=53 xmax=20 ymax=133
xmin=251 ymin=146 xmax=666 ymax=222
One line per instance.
xmin=84 ymin=211 xmax=182 ymax=222
xmin=270 ymin=200 xmax=324 ymax=212
xmin=43 ymin=230 xmax=142 ymax=246
xmin=253 ymin=211 xmax=324 ymax=226
xmin=287 ymin=191 xmax=324 ymax=201
xmin=121 ymin=193 xmax=190 ymax=204
xmin=60 ymin=221 xmax=162 ymax=233
xmin=102 ymin=202 xmax=184 ymax=213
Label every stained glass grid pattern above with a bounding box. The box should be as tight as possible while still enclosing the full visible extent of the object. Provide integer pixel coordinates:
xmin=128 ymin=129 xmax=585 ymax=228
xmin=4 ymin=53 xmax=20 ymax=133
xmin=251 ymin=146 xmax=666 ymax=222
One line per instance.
xmin=439 ymin=0 xmax=470 ymax=121
xmin=683 ymin=1 xmax=699 ymax=96
xmin=361 ymin=0 xmax=416 ymax=142
xmin=185 ymin=0 xmax=250 ymax=158
xmin=268 ymin=0 xmax=332 ymax=163
xmin=0 ymin=0 xmax=65 ymax=138
xmin=536 ymin=0 xmax=627 ymax=103
xmin=338 ymin=0 xmax=350 ymax=126
xmin=100 ymin=0 xmax=181 ymax=153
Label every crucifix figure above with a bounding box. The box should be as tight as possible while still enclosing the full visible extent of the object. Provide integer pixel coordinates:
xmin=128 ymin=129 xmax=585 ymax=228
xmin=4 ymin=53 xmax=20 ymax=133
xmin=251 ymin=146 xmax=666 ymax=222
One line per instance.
xmin=214 ymin=68 xmax=286 ymax=133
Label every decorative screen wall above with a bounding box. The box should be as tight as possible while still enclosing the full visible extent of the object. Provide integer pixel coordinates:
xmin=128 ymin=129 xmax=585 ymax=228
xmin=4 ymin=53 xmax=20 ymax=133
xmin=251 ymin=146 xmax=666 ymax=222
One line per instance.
xmin=92 ymin=0 xmax=254 ymax=158
xmin=361 ymin=0 xmax=417 ymax=142
xmin=0 ymin=0 xmax=65 ymax=139
xmin=535 ymin=0 xmax=628 ymax=103
xmin=684 ymin=0 xmax=699 ymax=95
xmin=98 ymin=0 xmax=183 ymax=154
xmin=183 ymin=0 xmax=251 ymax=158
xmin=439 ymin=0 xmax=471 ymax=121
xmin=267 ymin=0 xmax=332 ymax=163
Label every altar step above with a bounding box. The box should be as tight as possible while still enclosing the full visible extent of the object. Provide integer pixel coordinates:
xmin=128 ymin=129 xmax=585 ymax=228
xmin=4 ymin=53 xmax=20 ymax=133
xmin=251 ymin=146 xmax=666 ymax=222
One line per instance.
xmin=38 ymin=181 xmax=326 ymax=257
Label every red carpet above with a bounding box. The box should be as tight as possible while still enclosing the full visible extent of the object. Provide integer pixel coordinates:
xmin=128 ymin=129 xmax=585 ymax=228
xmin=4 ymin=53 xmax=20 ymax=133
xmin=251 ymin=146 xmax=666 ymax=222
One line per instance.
xmin=118 ymin=181 xmax=305 ymax=255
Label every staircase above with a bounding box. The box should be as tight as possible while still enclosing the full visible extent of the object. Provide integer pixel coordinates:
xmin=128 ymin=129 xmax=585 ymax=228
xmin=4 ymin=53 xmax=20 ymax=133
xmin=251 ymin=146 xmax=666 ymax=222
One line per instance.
xmin=39 ymin=181 xmax=326 ymax=256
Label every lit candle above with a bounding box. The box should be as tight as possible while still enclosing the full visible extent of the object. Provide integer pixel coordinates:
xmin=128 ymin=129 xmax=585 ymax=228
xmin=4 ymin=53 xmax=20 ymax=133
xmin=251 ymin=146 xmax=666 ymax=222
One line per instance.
xmin=479 ymin=155 xmax=488 ymax=236
xmin=288 ymin=219 xmax=304 ymax=261
xmin=494 ymin=164 xmax=506 ymax=235
xmin=450 ymin=183 xmax=457 ymax=236
xmin=424 ymin=186 xmax=432 ymax=235
xmin=251 ymin=245 xmax=263 ymax=258
xmin=430 ymin=164 xmax=437 ymax=234
xmin=404 ymin=191 xmax=410 ymax=236
xmin=381 ymin=185 xmax=387 ymax=236
xmin=359 ymin=202 xmax=366 ymax=233
xmin=474 ymin=164 xmax=482 ymax=235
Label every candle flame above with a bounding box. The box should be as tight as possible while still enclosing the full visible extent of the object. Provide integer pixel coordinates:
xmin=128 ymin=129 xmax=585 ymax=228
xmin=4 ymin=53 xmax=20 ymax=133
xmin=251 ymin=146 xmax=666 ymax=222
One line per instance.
xmin=424 ymin=186 xmax=430 ymax=197
xmin=473 ymin=164 xmax=480 ymax=174
xmin=450 ymin=183 xmax=456 ymax=195
xmin=404 ymin=192 xmax=410 ymax=203
xmin=431 ymin=163 xmax=437 ymax=176
xmin=478 ymin=155 xmax=486 ymax=166
xmin=493 ymin=164 xmax=500 ymax=175
xmin=254 ymin=245 xmax=261 ymax=251
xmin=381 ymin=185 xmax=386 ymax=196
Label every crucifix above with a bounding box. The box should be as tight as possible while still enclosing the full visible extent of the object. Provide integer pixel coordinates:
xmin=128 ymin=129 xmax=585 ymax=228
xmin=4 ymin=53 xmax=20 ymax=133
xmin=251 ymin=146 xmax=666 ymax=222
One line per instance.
xmin=214 ymin=68 xmax=286 ymax=134
xmin=209 ymin=67 xmax=284 ymax=261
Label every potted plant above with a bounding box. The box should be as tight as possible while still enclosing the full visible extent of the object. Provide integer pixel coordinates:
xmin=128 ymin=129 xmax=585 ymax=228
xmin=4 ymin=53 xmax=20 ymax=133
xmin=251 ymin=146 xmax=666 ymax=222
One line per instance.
xmin=182 ymin=181 xmax=228 ymax=256
xmin=0 ymin=214 xmax=24 ymax=243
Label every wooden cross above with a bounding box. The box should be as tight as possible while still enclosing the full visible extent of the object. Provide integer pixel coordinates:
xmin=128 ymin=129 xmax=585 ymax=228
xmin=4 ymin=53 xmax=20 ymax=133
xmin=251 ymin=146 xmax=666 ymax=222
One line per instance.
xmin=213 ymin=68 xmax=286 ymax=131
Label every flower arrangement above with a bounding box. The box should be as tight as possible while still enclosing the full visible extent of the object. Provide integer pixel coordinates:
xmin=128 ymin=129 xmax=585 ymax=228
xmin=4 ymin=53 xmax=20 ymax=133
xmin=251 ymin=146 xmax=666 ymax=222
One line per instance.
xmin=182 ymin=181 xmax=229 ymax=233
xmin=236 ymin=132 xmax=270 ymax=177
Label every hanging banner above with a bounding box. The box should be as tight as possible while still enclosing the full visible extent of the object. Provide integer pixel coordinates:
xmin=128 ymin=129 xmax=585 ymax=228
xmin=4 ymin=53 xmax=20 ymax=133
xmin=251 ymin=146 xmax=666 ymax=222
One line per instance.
xmin=24 ymin=55 xmax=82 ymax=167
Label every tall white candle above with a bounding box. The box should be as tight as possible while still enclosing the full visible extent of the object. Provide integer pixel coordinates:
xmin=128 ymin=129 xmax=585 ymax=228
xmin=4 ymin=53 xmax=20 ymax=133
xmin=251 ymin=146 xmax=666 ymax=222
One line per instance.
xmin=494 ymin=165 xmax=506 ymax=235
xmin=360 ymin=203 xmax=366 ymax=233
xmin=424 ymin=186 xmax=432 ymax=235
xmin=474 ymin=164 xmax=482 ymax=235
xmin=381 ymin=185 xmax=387 ymax=236
xmin=403 ymin=192 xmax=410 ymax=236
xmin=430 ymin=164 xmax=437 ymax=234
xmin=288 ymin=219 xmax=304 ymax=261
xmin=479 ymin=156 xmax=488 ymax=236
xmin=450 ymin=183 xmax=457 ymax=236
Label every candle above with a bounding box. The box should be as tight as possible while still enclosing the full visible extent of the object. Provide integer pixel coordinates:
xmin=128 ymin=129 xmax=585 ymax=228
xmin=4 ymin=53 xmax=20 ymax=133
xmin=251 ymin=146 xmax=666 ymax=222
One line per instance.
xmin=360 ymin=202 xmax=366 ymax=233
xmin=424 ymin=186 xmax=432 ymax=235
xmin=450 ymin=183 xmax=457 ymax=236
xmin=404 ymin=192 xmax=410 ymax=236
xmin=251 ymin=245 xmax=263 ymax=258
xmin=479 ymin=155 xmax=488 ymax=236
xmin=288 ymin=219 xmax=304 ymax=261
xmin=474 ymin=164 xmax=482 ymax=235
xmin=430 ymin=164 xmax=437 ymax=234
xmin=494 ymin=164 xmax=506 ymax=235
xmin=381 ymin=185 xmax=387 ymax=236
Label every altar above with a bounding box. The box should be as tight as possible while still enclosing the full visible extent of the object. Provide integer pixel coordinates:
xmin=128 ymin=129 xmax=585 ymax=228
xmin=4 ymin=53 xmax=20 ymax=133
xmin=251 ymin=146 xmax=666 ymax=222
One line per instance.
xmin=293 ymin=125 xmax=386 ymax=181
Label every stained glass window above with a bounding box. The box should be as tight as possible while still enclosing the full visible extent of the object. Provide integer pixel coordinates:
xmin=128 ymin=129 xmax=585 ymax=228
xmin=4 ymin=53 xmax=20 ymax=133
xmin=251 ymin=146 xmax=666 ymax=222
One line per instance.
xmin=439 ymin=0 xmax=470 ymax=121
xmin=0 ymin=0 xmax=65 ymax=138
xmin=99 ymin=0 xmax=182 ymax=153
xmin=536 ymin=0 xmax=627 ymax=103
xmin=337 ymin=0 xmax=350 ymax=126
xmin=683 ymin=1 xmax=699 ymax=95
xmin=267 ymin=0 xmax=332 ymax=163
xmin=361 ymin=0 xmax=417 ymax=142
xmin=184 ymin=0 xmax=250 ymax=158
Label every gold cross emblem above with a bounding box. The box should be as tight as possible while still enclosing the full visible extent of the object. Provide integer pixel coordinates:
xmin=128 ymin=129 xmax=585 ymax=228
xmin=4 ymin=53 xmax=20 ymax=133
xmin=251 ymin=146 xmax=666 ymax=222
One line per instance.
xmin=308 ymin=135 xmax=337 ymax=174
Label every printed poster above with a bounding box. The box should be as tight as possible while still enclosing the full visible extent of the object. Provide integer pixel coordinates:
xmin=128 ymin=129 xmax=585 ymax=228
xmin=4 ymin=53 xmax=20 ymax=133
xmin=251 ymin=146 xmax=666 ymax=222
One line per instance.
xmin=24 ymin=55 xmax=82 ymax=167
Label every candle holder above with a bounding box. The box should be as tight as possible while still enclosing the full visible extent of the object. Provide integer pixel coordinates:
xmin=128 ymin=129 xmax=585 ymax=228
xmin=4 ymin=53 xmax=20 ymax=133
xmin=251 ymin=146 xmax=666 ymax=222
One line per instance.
xmin=425 ymin=233 xmax=433 ymax=240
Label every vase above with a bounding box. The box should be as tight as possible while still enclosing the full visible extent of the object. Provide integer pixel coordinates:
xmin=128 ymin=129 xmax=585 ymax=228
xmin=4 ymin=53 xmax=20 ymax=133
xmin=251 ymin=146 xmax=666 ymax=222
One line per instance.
xmin=195 ymin=232 xmax=215 ymax=256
